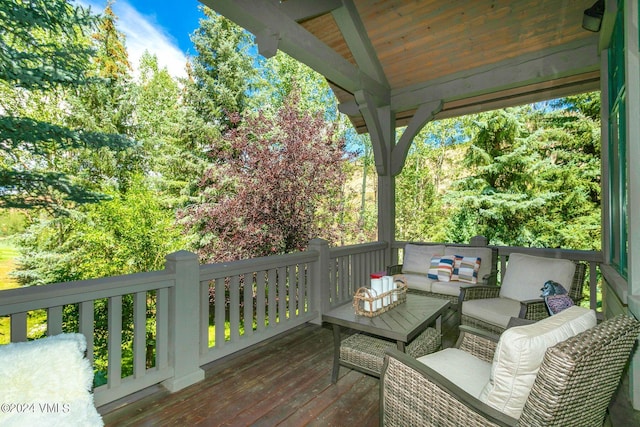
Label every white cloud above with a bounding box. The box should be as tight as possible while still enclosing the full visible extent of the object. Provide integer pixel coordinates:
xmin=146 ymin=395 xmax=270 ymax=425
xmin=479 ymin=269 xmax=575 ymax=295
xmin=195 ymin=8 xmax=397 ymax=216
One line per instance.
xmin=78 ymin=1 xmax=189 ymax=80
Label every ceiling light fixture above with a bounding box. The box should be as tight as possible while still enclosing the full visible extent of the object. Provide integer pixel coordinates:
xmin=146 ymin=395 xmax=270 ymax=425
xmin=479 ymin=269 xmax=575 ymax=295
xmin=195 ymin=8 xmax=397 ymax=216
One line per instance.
xmin=582 ymin=0 xmax=605 ymax=32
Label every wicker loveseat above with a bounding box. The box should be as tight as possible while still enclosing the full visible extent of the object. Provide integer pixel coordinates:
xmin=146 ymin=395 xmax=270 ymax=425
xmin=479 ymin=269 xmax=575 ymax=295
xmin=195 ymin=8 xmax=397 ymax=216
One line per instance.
xmin=380 ymin=308 xmax=640 ymax=427
xmin=460 ymin=252 xmax=587 ymax=334
xmin=387 ymin=243 xmax=498 ymax=309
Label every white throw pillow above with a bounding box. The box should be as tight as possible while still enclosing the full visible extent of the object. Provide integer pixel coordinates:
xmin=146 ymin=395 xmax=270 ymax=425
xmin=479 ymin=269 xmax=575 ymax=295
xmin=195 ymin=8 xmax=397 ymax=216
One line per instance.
xmin=402 ymin=244 xmax=445 ymax=275
xmin=0 ymin=333 xmax=103 ymax=426
xmin=499 ymin=253 xmax=576 ymax=301
xmin=480 ymin=306 xmax=597 ymax=418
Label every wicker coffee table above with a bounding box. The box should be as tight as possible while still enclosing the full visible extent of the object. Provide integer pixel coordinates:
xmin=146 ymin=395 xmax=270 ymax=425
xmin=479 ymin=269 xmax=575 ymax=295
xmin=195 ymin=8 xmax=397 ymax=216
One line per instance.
xmin=322 ymin=294 xmax=449 ymax=382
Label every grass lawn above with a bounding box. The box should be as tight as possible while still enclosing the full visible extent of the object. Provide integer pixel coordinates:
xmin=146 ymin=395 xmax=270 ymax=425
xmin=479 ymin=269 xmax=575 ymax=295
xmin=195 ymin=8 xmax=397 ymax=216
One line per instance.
xmin=0 ymin=240 xmax=19 ymax=291
xmin=0 ymin=239 xmax=21 ymax=344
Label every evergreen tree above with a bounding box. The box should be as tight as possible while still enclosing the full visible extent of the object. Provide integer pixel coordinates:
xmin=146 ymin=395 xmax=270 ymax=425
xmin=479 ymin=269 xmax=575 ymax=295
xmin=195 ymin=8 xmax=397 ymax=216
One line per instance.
xmin=0 ymin=0 xmax=134 ymax=213
xmin=132 ymin=51 xmax=203 ymax=208
xmin=69 ymin=1 xmax=133 ymax=135
xmin=64 ymin=1 xmax=142 ymax=194
xmin=185 ymin=7 xmax=258 ymax=131
xmin=445 ymin=98 xmax=601 ymax=250
xmin=258 ymin=51 xmax=337 ymax=116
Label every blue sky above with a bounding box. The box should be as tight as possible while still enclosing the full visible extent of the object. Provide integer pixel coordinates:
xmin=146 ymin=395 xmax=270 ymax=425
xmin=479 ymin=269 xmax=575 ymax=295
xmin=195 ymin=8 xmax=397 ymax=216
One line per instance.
xmin=77 ymin=0 xmax=205 ymax=79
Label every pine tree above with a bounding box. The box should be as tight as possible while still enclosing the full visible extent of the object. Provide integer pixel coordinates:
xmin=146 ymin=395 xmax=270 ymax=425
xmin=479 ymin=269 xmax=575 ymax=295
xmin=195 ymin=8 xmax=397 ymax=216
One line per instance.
xmin=0 ymin=0 xmax=134 ymax=213
xmin=133 ymin=51 xmax=200 ymax=207
xmin=184 ymin=7 xmax=258 ymax=131
xmin=445 ymin=98 xmax=601 ymax=250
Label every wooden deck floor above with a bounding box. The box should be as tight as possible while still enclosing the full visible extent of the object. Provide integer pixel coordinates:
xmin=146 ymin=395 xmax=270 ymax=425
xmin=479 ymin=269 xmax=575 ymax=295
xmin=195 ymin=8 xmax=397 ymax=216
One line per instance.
xmin=100 ymin=309 xmax=640 ymax=426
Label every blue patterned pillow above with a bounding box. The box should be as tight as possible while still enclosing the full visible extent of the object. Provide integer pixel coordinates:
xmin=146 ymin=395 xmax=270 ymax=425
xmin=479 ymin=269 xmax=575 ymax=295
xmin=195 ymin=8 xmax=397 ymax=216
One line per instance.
xmin=452 ymin=255 xmax=481 ymax=284
xmin=545 ymin=294 xmax=574 ymax=315
xmin=428 ymin=255 xmax=455 ymax=282
xmin=427 ymin=255 xmax=441 ymax=280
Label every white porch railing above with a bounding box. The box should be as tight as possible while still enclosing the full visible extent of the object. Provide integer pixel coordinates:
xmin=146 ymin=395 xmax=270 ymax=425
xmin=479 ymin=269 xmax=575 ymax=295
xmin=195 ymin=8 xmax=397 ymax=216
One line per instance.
xmin=0 ymin=267 xmax=177 ymax=407
xmin=0 ymin=237 xmax=603 ymax=409
xmin=0 ymin=239 xmax=390 ymax=407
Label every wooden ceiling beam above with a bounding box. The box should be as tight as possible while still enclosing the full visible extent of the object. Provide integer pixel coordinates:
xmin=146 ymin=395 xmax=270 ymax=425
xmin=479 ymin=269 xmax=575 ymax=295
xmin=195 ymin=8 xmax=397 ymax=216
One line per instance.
xmin=391 ymin=37 xmax=600 ymax=113
xmin=201 ymin=0 xmax=390 ymax=105
xmin=392 ymin=100 xmax=443 ymax=177
xmin=332 ymin=0 xmax=388 ymax=87
xmin=273 ymin=0 xmax=343 ymax=22
xmin=438 ymin=74 xmax=600 ymax=119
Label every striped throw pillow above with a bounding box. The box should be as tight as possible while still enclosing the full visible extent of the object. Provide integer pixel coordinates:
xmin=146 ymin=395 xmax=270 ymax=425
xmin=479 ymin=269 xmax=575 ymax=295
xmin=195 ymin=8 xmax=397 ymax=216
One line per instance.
xmin=429 ymin=255 xmax=456 ymax=282
xmin=427 ymin=255 xmax=442 ymax=280
xmin=453 ymin=256 xmax=481 ymax=284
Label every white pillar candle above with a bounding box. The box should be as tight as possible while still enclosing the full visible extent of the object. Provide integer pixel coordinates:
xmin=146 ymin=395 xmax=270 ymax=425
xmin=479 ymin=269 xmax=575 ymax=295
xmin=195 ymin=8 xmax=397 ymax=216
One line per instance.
xmin=382 ymin=276 xmax=392 ymax=305
xmin=390 ymin=276 xmax=398 ymax=302
xmin=371 ymin=278 xmax=383 ymax=310
xmin=364 ymin=294 xmax=372 ymax=312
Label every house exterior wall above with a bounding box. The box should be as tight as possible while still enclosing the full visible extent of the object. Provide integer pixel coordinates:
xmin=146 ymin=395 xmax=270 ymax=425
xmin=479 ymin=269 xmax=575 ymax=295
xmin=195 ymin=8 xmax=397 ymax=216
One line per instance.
xmin=601 ymin=0 xmax=640 ymax=409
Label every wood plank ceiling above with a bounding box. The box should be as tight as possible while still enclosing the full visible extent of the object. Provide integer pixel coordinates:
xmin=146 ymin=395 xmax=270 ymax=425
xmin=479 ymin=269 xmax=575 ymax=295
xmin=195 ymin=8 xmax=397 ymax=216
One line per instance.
xmin=200 ymin=0 xmax=601 ymax=134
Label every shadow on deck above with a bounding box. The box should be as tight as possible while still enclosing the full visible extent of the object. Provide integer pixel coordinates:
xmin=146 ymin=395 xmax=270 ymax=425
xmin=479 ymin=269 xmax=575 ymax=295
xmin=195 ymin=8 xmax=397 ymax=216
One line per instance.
xmin=100 ymin=309 xmax=640 ymax=426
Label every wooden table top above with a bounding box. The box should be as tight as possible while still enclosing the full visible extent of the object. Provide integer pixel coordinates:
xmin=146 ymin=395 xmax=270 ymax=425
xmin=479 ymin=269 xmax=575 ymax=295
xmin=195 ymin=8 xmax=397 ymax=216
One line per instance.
xmin=322 ymin=294 xmax=450 ymax=343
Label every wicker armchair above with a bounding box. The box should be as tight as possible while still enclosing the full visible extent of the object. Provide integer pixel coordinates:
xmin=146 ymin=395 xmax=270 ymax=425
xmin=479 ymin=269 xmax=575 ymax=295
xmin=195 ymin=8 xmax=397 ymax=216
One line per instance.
xmin=460 ymin=255 xmax=587 ymax=335
xmin=380 ymin=314 xmax=640 ymax=427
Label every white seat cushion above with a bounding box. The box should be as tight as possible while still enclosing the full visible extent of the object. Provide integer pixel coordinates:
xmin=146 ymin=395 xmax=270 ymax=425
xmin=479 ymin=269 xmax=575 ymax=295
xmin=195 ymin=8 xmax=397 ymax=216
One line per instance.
xmin=403 ymin=273 xmax=434 ymax=293
xmin=462 ymin=297 xmax=521 ymax=329
xmin=480 ymin=306 xmax=597 ymax=418
xmin=402 ymin=244 xmax=445 ymax=275
xmin=418 ymin=348 xmax=492 ymax=398
xmin=431 ymin=280 xmax=479 ymax=297
xmin=499 ymin=253 xmax=576 ymax=301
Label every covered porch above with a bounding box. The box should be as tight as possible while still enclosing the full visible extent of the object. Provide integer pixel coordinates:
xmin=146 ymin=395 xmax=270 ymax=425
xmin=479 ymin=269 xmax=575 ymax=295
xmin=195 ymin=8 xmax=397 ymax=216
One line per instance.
xmin=199 ymin=0 xmax=640 ymax=411
xmin=100 ymin=313 xmax=640 ymax=426
xmin=0 ymin=240 xmax=613 ymax=411
xmin=2 ymin=0 xmax=640 ymax=424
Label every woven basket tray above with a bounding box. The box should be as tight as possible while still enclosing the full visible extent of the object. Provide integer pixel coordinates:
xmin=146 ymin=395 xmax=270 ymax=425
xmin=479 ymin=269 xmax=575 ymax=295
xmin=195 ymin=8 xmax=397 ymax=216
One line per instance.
xmin=353 ymin=276 xmax=407 ymax=317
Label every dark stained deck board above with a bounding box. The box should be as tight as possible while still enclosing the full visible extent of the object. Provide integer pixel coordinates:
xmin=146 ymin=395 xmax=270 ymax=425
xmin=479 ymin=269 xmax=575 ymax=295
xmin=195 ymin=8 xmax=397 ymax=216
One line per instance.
xmin=101 ymin=309 xmax=640 ymax=426
xmin=100 ymin=322 xmax=380 ymax=426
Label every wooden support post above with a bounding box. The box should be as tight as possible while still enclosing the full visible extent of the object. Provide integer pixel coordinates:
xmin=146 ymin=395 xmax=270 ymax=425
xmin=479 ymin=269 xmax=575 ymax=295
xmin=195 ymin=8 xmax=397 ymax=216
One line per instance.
xmin=308 ymin=238 xmax=330 ymax=325
xmin=162 ymin=250 xmax=205 ymax=392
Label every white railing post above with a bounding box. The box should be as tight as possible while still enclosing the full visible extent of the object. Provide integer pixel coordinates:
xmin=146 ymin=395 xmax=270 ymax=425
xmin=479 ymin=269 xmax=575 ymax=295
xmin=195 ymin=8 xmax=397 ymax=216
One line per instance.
xmin=308 ymin=238 xmax=330 ymax=325
xmin=162 ymin=250 xmax=205 ymax=391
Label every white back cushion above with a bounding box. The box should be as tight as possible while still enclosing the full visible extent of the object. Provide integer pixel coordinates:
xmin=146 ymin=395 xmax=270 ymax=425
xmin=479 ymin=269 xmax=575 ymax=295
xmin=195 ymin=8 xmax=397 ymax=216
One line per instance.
xmin=480 ymin=306 xmax=597 ymax=418
xmin=499 ymin=253 xmax=575 ymax=301
xmin=402 ymin=244 xmax=445 ymax=275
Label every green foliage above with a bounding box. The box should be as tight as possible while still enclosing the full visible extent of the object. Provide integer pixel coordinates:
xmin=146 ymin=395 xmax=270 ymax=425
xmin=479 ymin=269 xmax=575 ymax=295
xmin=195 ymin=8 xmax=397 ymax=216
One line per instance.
xmin=68 ymin=2 xmax=134 ymax=137
xmin=132 ymin=52 xmax=205 ymax=208
xmin=395 ymin=117 xmax=472 ymax=242
xmin=444 ymin=97 xmax=601 ymax=249
xmin=259 ymin=51 xmax=337 ymax=117
xmin=0 ymin=0 xmax=136 ymax=213
xmin=0 ymin=0 xmax=96 ymax=90
xmin=14 ymin=175 xmax=185 ymax=285
xmin=185 ymin=7 xmax=257 ymax=129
